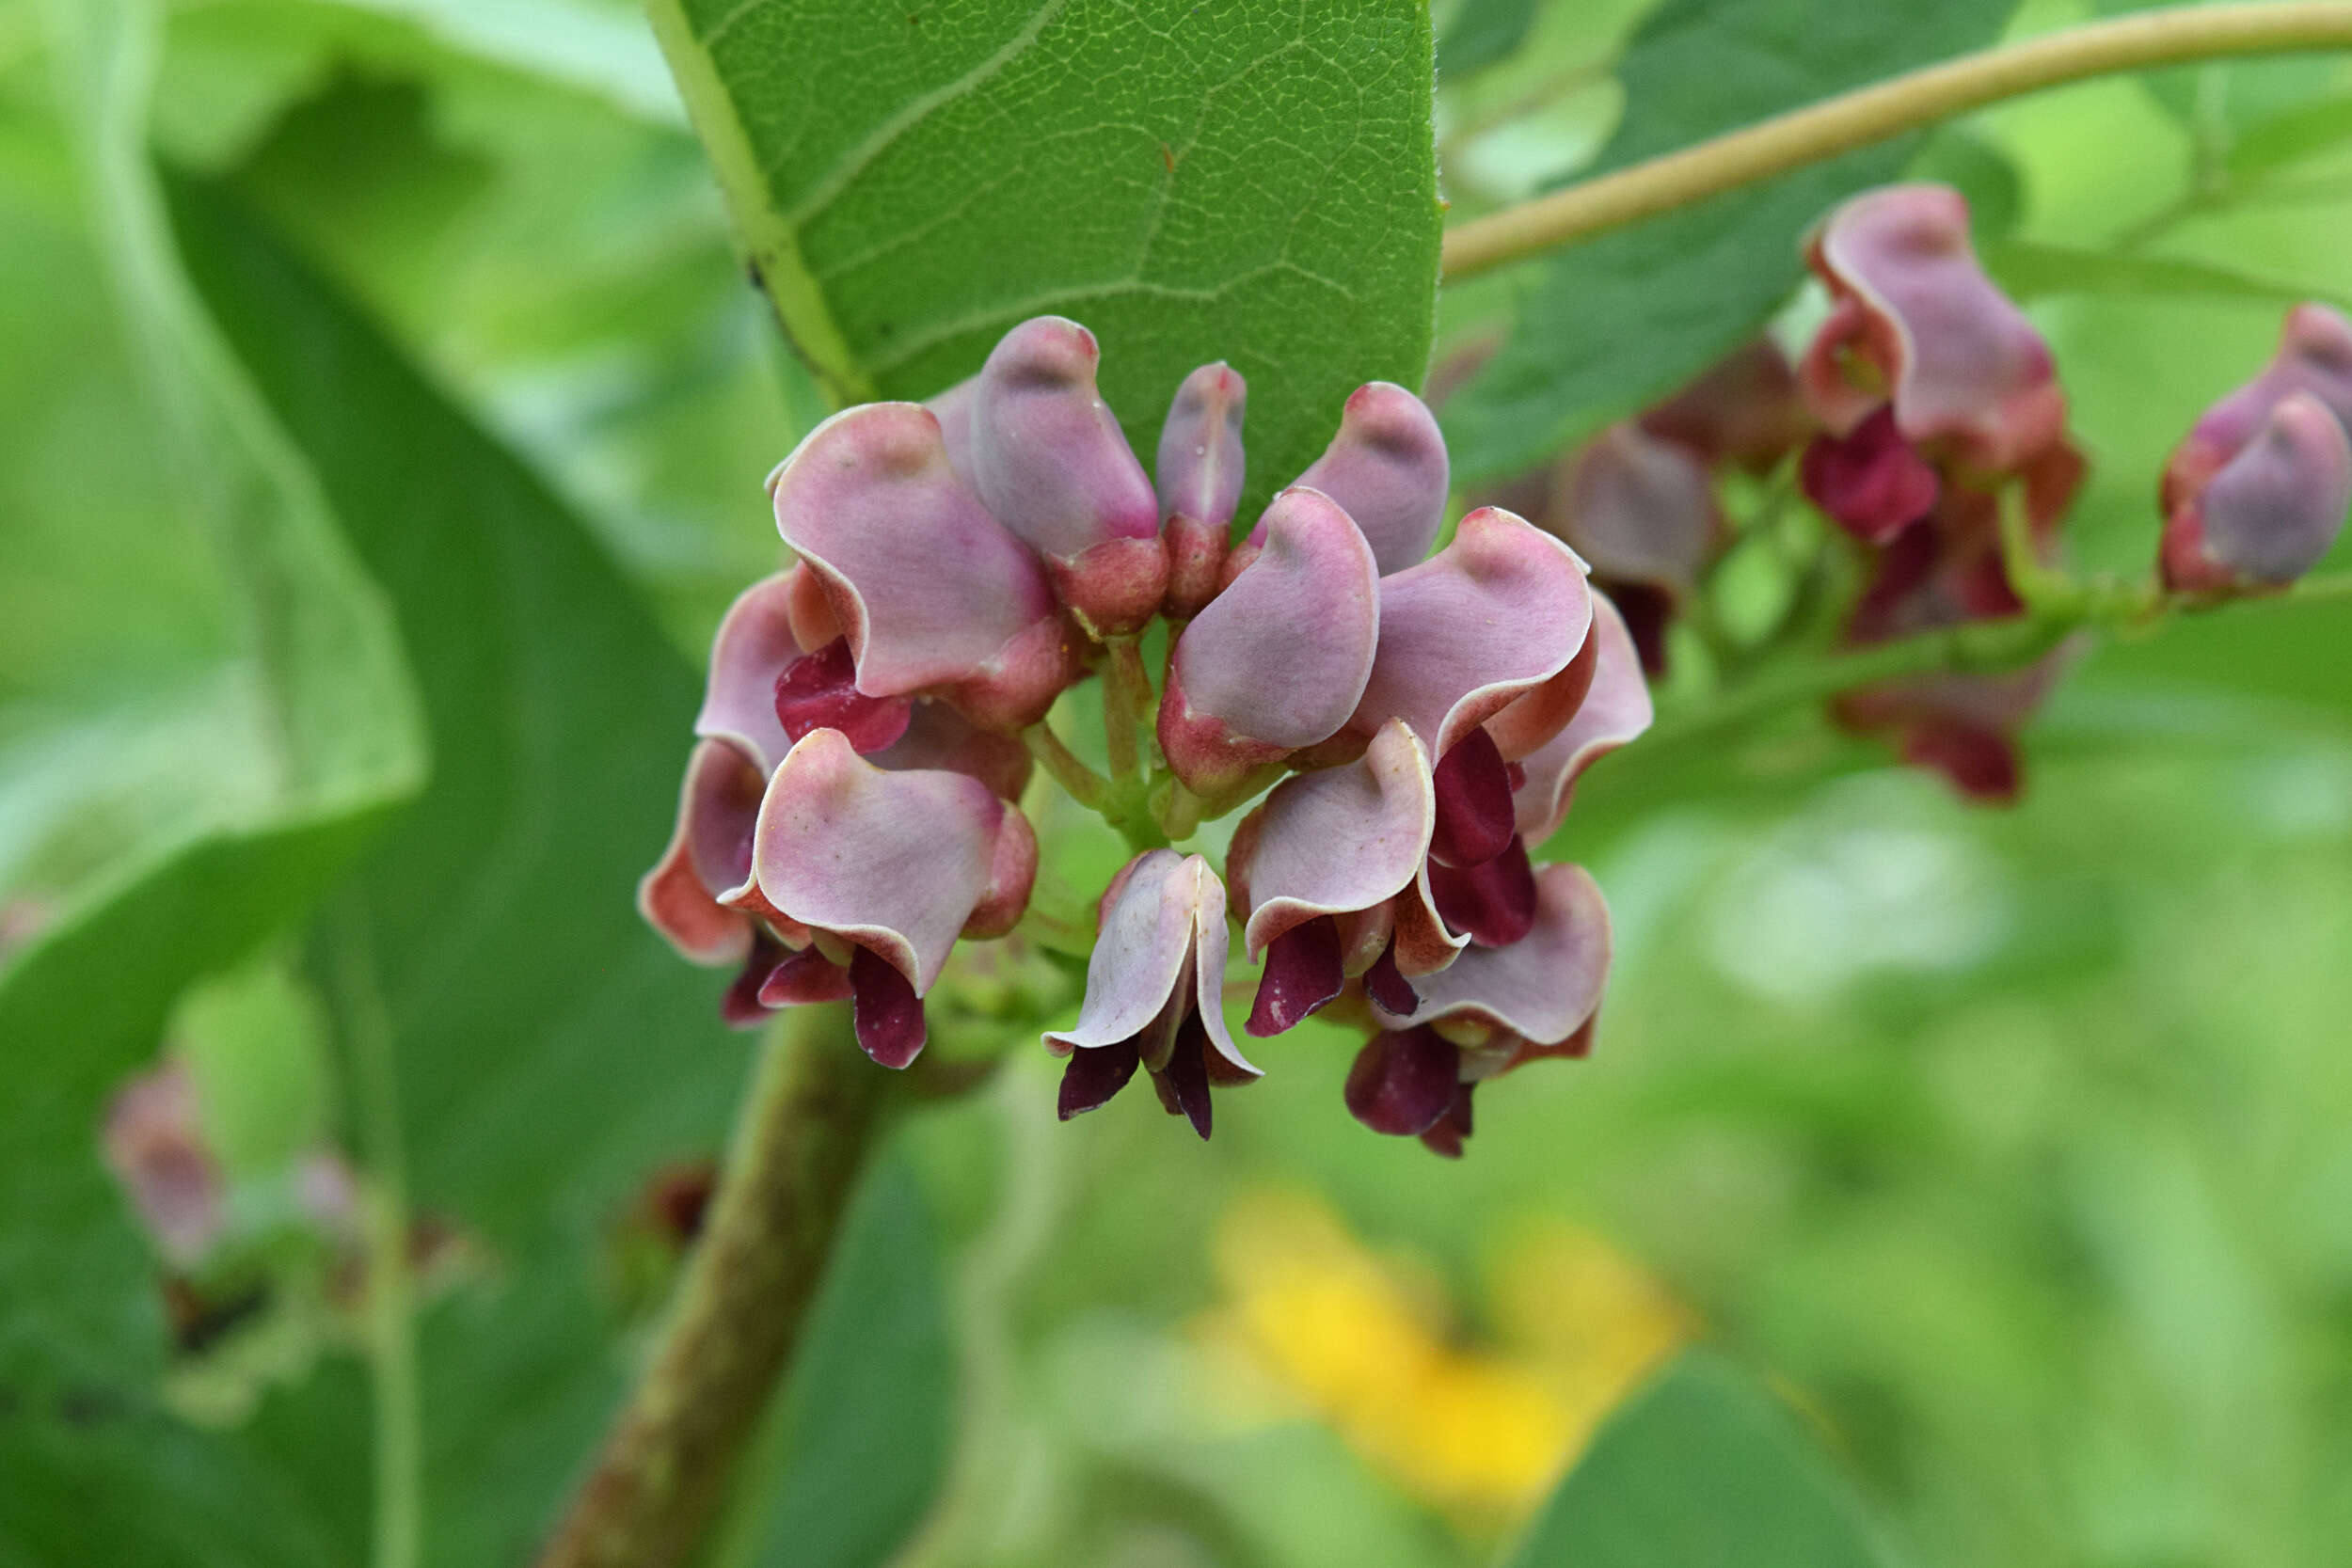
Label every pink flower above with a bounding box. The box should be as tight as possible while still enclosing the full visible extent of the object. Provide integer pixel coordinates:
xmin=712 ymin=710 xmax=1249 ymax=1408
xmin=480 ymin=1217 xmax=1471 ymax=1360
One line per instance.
xmin=2159 ymin=307 xmax=2352 ymax=594
xmin=1347 ymin=863 xmax=1613 ymax=1157
xmin=641 ymin=576 xmax=1036 ymax=1063
xmin=1798 ymin=182 xmax=2064 ymax=474
xmin=1792 ymin=182 xmax=2089 ymax=803
xmin=1045 ymin=850 xmax=1259 ymax=1139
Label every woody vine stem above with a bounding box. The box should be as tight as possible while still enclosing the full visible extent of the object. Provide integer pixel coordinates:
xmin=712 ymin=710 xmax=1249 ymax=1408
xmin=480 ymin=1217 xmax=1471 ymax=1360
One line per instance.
xmin=538 ymin=6 xmax=2352 ymax=1564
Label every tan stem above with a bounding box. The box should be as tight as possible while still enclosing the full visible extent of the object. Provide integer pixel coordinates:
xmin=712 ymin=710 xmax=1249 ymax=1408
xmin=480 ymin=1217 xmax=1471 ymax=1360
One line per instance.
xmin=535 ymin=1004 xmax=889 ymax=1568
xmin=1441 ymin=2 xmax=2352 ymax=280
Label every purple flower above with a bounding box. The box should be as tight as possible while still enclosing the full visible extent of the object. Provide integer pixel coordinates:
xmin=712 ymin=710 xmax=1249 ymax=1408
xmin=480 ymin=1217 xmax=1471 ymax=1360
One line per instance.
xmin=962 ymin=317 xmax=1168 ymax=636
xmin=1798 ymin=182 xmax=2065 ymax=474
xmin=642 ymin=575 xmax=1037 ymax=1064
xmin=1348 ymin=863 xmax=1613 ymax=1157
xmin=1045 ymin=849 xmax=1259 ymax=1139
xmin=728 ymin=729 xmax=1038 ymax=1068
xmin=1158 ymin=485 xmax=1380 ymax=794
xmin=2160 ymin=306 xmax=2352 ymax=594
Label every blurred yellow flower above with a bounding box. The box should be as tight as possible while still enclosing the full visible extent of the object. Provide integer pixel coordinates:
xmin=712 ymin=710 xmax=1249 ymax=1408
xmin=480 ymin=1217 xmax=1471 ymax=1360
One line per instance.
xmin=1194 ymin=1190 xmax=1690 ymax=1520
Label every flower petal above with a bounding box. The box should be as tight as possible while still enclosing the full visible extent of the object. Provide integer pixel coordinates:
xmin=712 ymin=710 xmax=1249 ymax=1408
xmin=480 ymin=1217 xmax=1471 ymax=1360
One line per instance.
xmin=1230 ymin=720 xmax=1434 ymax=957
xmin=1057 ymin=1037 xmax=1140 ymax=1118
xmin=1153 ymin=1015 xmax=1217 ymax=1140
xmin=2162 ymin=303 xmax=2352 ymax=514
xmin=866 ymin=698 xmax=1034 ymax=800
xmin=1157 ymin=361 xmax=1248 ymax=531
xmin=1245 ymin=915 xmax=1345 ymax=1037
xmin=771 ymin=637 xmax=915 ymax=754
xmin=1288 ymin=381 xmax=1451 ymax=574
xmin=756 ymin=944 xmax=853 ymax=1006
xmin=1799 ymin=407 xmax=1942 ymax=543
xmin=1428 ymin=727 xmax=1516 ymax=868
xmin=1158 ymin=362 xmax=1247 ymax=619
xmin=695 ymin=573 xmax=808 ymax=774
xmin=638 ymin=739 xmax=764 ymax=965
xmin=771 ymin=402 xmax=1078 ymax=728
xmin=2162 ymin=389 xmax=2352 ymax=593
xmin=849 ymin=945 xmax=927 ymax=1068
xmin=1343 ymin=1027 xmax=1461 ymax=1137
xmin=1350 ymin=506 xmax=1594 ymax=759
xmin=1371 ymin=863 xmax=1612 ymax=1047
xmin=1514 ymin=591 xmax=1654 ymax=843
xmin=1045 ymin=851 xmax=1253 ymax=1077
xmin=746 ymin=729 xmax=1011 ymax=992
xmin=1557 ymin=421 xmax=1721 ymax=594
xmin=968 ymin=316 xmax=1165 ymax=633
xmin=1159 ymin=486 xmax=1379 ymax=791
xmin=1426 ymin=835 xmax=1537 ymax=948
xmin=1804 ymin=183 xmax=2064 ymax=470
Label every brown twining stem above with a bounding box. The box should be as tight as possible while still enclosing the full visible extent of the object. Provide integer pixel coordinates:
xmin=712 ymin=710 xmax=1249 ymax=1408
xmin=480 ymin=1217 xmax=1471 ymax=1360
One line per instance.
xmin=1441 ymin=1 xmax=2352 ymax=280
xmin=536 ymin=1003 xmax=890 ymax=1568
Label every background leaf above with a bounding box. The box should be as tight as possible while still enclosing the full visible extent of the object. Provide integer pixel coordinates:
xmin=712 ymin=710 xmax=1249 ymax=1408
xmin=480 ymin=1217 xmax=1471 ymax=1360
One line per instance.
xmin=167 ymin=172 xmax=757 ymax=1561
xmin=1438 ymin=0 xmax=1543 ymax=79
xmin=646 ymin=0 xmax=1442 ymax=519
xmin=1505 ymin=1350 xmax=1896 ymax=1568
xmin=1440 ymin=0 xmax=2020 ymax=479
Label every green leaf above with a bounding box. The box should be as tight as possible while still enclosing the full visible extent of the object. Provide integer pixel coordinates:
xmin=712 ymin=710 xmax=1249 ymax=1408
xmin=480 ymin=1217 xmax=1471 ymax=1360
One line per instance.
xmin=0 ymin=0 xmax=421 ymax=1521
xmin=1439 ymin=0 xmax=1542 ymax=78
xmin=1506 ymin=1350 xmax=1898 ymax=1568
xmin=708 ymin=1155 xmax=953 ymax=1568
xmin=1984 ymin=237 xmax=2352 ymax=315
xmin=167 ymin=170 xmax=756 ymax=1561
xmin=2224 ymin=92 xmax=2352 ymax=183
xmin=646 ymin=0 xmax=1441 ymax=519
xmin=1441 ymin=0 xmax=2020 ymax=480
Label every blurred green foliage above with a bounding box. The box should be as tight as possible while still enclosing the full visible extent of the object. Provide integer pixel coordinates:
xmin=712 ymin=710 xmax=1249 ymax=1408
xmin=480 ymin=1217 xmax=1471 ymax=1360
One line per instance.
xmin=7 ymin=0 xmax=2352 ymax=1564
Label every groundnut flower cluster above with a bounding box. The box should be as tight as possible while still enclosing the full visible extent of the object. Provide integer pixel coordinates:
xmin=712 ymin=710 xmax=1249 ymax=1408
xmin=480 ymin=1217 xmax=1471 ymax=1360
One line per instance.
xmin=1788 ymin=182 xmax=2092 ymax=802
xmin=641 ymin=316 xmax=1649 ymax=1154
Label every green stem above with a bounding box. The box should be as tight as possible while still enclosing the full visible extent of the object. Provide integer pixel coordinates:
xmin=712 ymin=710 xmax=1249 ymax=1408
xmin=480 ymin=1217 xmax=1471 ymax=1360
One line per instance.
xmin=1649 ymin=567 xmax=2352 ymax=747
xmin=1101 ymin=641 xmax=1150 ymax=781
xmin=1023 ymin=722 xmax=1108 ymax=809
xmin=1994 ymin=482 xmax=2084 ymax=617
xmin=1441 ymin=1 xmax=2352 ymax=280
xmin=535 ymin=1005 xmax=890 ymax=1568
xmin=325 ymin=906 xmax=421 ymax=1568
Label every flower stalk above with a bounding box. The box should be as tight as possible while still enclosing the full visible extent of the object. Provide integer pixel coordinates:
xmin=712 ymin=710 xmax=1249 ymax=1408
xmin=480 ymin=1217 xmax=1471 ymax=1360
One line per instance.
xmin=1441 ymin=2 xmax=2352 ymax=281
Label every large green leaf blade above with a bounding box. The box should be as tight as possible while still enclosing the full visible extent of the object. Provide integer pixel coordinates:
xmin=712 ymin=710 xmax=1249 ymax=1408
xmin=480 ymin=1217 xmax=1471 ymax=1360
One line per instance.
xmin=650 ymin=0 xmax=1442 ymax=517
xmin=1507 ymin=1350 xmax=1898 ymax=1568
xmin=166 ymin=171 xmax=758 ymax=1561
xmin=1442 ymin=0 xmax=2020 ymax=479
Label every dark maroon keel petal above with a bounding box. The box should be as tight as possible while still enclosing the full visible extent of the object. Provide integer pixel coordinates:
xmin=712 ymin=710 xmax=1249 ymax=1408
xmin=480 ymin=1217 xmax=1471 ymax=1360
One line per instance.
xmin=1156 ymin=1018 xmax=1216 ymax=1140
xmin=722 ymin=932 xmax=787 ymax=1027
xmin=1343 ymin=1027 xmax=1462 ymax=1137
xmin=1362 ymin=938 xmax=1419 ymax=1015
xmin=772 ymin=637 xmax=914 ymax=753
xmin=1426 ymin=835 xmax=1538 ymax=947
xmin=1601 ymin=579 xmax=1675 ymax=678
xmin=1057 ymin=1039 xmax=1140 ymax=1119
xmin=1429 ymin=728 xmax=1516 ymax=868
xmin=848 ymin=945 xmax=927 ymax=1068
xmin=755 ymin=944 xmax=853 ymax=1006
xmin=1246 ymin=916 xmax=1345 ymax=1037
xmin=1800 ymin=407 xmax=1941 ymax=543
xmin=1901 ymin=720 xmax=2022 ymax=803
xmin=1417 ymin=1084 xmax=1476 ymax=1159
